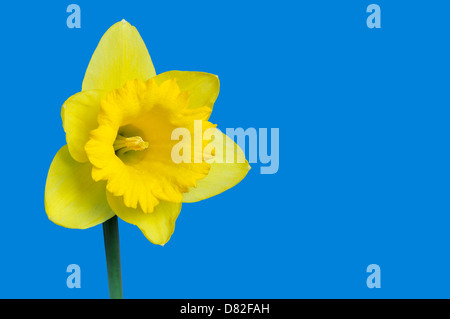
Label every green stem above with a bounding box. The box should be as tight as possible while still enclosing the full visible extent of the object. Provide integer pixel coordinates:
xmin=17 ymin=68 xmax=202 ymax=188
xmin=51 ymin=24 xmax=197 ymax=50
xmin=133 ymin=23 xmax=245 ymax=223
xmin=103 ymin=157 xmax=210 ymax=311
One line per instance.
xmin=103 ymin=216 xmax=123 ymax=299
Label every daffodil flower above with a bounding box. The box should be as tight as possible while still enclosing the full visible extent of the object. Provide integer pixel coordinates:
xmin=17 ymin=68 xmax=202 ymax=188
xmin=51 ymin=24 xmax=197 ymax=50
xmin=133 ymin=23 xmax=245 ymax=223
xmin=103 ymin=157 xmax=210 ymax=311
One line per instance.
xmin=44 ymin=20 xmax=250 ymax=297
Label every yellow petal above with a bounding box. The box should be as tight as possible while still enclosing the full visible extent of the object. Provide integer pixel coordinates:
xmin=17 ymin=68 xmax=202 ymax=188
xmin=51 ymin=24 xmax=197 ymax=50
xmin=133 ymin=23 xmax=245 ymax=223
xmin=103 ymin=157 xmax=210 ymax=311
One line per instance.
xmin=62 ymin=90 xmax=108 ymax=163
xmin=107 ymin=192 xmax=182 ymax=245
xmin=82 ymin=20 xmax=156 ymax=92
xmin=154 ymin=71 xmax=219 ymax=112
xmin=45 ymin=145 xmax=114 ymax=229
xmin=183 ymin=129 xmax=251 ymax=202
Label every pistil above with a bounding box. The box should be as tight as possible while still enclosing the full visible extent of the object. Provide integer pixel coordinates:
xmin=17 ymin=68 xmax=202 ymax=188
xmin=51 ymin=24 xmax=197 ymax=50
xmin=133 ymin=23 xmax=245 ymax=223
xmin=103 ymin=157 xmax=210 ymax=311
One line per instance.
xmin=114 ymin=134 xmax=149 ymax=156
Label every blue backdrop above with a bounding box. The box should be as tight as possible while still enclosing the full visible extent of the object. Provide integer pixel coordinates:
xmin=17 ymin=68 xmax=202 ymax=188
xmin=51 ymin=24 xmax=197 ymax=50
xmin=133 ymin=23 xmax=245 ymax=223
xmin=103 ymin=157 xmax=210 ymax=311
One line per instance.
xmin=1 ymin=1 xmax=449 ymax=298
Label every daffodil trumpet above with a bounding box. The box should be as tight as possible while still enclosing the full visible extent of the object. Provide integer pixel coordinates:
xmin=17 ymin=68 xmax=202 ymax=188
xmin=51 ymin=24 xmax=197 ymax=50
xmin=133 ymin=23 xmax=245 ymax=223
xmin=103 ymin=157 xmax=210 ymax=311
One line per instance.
xmin=44 ymin=20 xmax=250 ymax=298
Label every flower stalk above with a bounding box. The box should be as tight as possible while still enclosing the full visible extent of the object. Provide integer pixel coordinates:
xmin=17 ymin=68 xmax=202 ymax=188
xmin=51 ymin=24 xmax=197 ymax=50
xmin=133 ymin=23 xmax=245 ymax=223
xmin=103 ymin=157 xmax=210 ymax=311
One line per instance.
xmin=103 ymin=215 xmax=123 ymax=299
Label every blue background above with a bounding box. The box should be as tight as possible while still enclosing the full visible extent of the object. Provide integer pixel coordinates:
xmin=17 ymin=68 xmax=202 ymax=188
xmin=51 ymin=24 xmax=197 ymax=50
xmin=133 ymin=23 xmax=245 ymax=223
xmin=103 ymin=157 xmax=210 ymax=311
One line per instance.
xmin=1 ymin=1 xmax=449 ymax=298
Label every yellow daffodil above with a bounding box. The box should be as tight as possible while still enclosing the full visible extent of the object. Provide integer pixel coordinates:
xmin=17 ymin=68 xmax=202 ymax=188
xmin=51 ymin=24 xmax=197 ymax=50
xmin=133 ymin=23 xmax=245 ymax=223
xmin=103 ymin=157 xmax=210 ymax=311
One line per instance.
xmin=44 ymin=20 xmax=250 ymax=246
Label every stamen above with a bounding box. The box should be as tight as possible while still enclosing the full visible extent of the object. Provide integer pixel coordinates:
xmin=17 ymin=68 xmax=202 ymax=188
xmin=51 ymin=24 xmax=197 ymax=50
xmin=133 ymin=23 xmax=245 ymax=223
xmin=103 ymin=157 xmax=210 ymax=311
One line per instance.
xmin=114 ymin=134 xmax=149 ymax=155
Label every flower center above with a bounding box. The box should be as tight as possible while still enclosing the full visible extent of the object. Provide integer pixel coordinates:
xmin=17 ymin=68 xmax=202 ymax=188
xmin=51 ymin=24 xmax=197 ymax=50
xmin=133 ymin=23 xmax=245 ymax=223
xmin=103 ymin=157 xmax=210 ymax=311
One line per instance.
xmin=113 ymin=134 xmax=149 ymax=156
xmin=85 ymin=78 xmax=215 ymax=213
